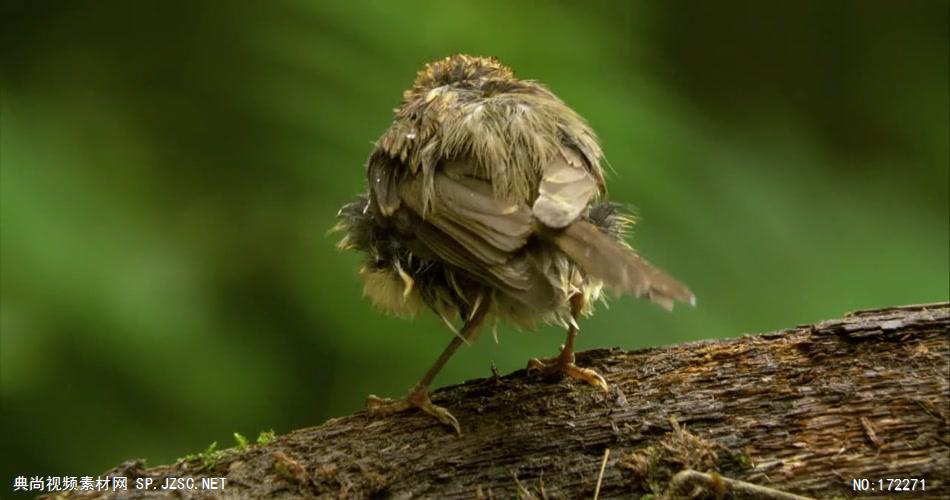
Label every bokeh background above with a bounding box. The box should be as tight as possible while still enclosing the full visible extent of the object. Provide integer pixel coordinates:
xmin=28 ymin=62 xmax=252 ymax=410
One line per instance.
xmin=2 ymin=0 xmax=947 ymax=487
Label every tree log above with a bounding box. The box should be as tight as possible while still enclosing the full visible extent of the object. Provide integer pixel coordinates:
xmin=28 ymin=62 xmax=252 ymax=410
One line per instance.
xmin=50 ymin=303 xmax=949 ymax=499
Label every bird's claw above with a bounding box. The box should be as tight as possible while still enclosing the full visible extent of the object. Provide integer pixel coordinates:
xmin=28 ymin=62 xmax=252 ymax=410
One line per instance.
xmin=527 ymin=354 xmax=609 ymax=392
xmin=366 ymin=387 xmax=462 ymax=435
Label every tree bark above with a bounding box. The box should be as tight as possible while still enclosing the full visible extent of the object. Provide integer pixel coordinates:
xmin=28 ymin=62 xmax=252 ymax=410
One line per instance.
xmin=50 ymin=303 xmax=949 ymax=499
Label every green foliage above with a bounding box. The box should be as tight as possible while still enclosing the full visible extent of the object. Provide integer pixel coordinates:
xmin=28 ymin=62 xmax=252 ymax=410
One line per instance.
xmin=1 ymin=0 xmax=947 ymax=481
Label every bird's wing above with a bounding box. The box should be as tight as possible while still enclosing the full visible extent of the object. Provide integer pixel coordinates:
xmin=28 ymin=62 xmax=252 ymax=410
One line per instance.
xmin=549 ymin=220 xmax=695 ymax=310
xmin=531 ymin=147 xmax=600 ymax=229
xmin=367 ymin=153 xmax=402 ymax=217
xmin=531 ymin=147 xmax=695 ymax=309
xmin=393 ymin=162 xmax=555 ymax=310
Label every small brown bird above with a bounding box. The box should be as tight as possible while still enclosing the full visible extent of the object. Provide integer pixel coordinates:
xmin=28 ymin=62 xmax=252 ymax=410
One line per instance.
xmin=336 ymin=54 xmax=694 ymax=433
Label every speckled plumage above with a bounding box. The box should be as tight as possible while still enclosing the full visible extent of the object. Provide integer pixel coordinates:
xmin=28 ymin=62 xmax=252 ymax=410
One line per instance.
xmin=336 ymin=54 xmax=693 ymax=334
xmin=375 ymin=54 xmax=604 ymax=212
xmin=335 ymin=54 xmax=694 ymax=434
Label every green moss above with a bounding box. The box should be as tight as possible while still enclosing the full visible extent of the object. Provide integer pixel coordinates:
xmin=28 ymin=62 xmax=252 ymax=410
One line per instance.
xmin=233 ymin=432 xmax=249 ymax=450
xmin=177 ymin=429 xmax=277 ymax=470
xmin=256 ymin=429 xmax=276 ymax=445
xmin=728 ymin=451 xmax=753 ymax=471
xmin=179 ymin=441 xmax=228 ymax=470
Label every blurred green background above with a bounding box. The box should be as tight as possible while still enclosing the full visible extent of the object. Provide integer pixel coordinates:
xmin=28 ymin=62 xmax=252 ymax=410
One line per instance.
xmin=1 ymin=0 xmax=947 ymax=485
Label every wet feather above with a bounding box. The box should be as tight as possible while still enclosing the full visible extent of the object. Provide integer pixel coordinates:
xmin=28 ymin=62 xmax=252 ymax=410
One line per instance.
xmin=335 ymin=54 xmax=693 ymax=337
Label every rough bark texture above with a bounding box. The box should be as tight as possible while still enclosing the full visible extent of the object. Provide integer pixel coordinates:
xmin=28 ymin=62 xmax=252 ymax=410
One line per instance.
xmin=52 ymin=303 xmax=949 ymax=499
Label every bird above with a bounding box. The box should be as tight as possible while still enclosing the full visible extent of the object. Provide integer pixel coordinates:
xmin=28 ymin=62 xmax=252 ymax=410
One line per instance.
xmin=334 ymin=54 xmax=694 ymax=434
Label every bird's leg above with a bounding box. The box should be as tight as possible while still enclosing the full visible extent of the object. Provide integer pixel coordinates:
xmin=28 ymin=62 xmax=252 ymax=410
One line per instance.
xmin=527 ymin=293 xmax=608 ymax=392
xmin=366 ymin=295 xmax=490 ymax=435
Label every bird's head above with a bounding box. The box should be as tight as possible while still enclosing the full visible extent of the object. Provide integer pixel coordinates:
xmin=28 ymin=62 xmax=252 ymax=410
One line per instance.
xmin=403 ymin=54 xmax=516 ymax=102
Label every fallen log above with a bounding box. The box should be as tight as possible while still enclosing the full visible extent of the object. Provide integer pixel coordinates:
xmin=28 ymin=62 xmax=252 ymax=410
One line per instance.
xmin=49 ymin=302 xmax=949 ymax=499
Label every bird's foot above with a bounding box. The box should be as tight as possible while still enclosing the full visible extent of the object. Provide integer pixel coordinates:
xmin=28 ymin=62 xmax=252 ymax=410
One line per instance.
xmin=527 ymin=348 xmax=609 ymax=392
xmin=365 ymin=385 xmax=461 ymax=435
